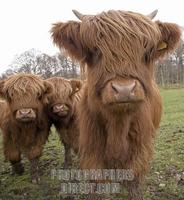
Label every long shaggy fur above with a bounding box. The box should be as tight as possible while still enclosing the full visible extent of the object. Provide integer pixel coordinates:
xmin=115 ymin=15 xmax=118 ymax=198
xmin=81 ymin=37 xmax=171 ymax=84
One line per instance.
xmin=0 ymin=74 xmax=52 ymax=181
xmin=0 ymin=100 xmax=7 ymax=128
xmin=51 ymin=9 xmax=182 ymax=198
xmin=46 ymin=77 xmax=82 ymax=166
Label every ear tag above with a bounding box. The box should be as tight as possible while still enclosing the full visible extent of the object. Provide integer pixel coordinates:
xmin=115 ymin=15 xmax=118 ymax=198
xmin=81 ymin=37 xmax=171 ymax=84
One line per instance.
xmin=157 ymin=41 xmax=168 ymax=50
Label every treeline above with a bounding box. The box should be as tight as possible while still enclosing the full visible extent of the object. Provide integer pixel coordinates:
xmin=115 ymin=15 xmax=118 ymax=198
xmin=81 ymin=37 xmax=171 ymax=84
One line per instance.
xmin=0 ymin=49 xmax=80 ymax=80
xmin=155 ymin=40 xmax=184 ymax=87
xmin=1 ymin=41 xmax=184 ymax=87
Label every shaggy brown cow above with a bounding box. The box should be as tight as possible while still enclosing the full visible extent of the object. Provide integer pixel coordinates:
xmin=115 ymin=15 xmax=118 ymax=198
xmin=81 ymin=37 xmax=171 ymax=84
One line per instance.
xmin=0 ymin=74 xmax=53 ymax=183
xmin=46 ymin=77 xmax=82 ymax=168
xmin=51 ymin=10 xmax=182 ymax=199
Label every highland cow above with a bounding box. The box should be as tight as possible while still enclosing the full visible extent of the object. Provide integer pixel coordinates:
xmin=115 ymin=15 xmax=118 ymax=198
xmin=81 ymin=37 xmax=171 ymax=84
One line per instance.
xmin=51 ymin=9 xmax=182 ymax=199
xmin=46 ymin=77 xmax=82 ymax=168
xmin=0 ymin=74 xmax=53 ymax=183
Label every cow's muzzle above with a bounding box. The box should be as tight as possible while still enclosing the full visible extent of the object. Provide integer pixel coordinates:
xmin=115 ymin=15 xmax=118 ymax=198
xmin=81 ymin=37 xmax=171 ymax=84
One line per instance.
xmin=16 ymin=108 xmax=36 ymax=122
xmin=102 ymin=79 xmax=145 ymax=104
xmin=52 ymin=104 xmax=69 ymax=117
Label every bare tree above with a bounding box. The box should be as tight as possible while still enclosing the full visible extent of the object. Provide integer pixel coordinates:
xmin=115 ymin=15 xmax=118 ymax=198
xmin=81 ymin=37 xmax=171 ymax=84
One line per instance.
xmin=155 ymin=40 xmax=184 ymax=87
xmin=0 ymin=49 xmax=80 ymax=79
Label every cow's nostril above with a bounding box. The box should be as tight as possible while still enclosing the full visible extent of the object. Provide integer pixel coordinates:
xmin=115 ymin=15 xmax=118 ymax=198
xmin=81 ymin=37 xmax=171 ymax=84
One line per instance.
xmin=130 ymin=81 xmax=136 ymax=95
xmin=111 ymin=83 xmax=119 ymax=93
xmin=59 ymin=105 xmax=65 ymax=110
xmin=55 ymin=105 xmax=62 ymax=110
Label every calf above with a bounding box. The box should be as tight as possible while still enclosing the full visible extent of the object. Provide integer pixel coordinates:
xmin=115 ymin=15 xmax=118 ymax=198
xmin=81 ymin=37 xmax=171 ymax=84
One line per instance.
xmin=0 ymin=74 xmax=53 ymax=183
xmin=51 ymin=9 xmax=182 ymax=199
xmin=46 ymin=77 xmax=82 ymax=168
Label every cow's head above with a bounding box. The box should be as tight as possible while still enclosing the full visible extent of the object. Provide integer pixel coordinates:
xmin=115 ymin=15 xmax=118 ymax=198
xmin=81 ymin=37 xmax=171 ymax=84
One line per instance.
xmin=46 ymin=77 xmax=82 ymax=120
xmin=51 ymin=10 xmax=181 ymax=110
xmin=0 ymin=74 xmax=53 ymax=123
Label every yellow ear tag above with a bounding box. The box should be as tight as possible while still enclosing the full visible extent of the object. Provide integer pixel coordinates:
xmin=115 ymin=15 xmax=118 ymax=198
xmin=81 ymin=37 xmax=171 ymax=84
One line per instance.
xmin=157 ymin=41 xmax=168 ymax=50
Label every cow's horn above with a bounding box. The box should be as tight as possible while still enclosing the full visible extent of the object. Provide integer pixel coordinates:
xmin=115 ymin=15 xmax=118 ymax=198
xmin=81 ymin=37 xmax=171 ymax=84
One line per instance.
xmin=147 ymin=9 xmax=158 ymax=19
xmin=72 ymin=10 xmax=85 ymax=20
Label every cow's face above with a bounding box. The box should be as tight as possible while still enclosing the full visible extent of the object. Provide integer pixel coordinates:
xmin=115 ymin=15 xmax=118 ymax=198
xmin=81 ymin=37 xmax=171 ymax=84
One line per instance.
xmin=46 ymin=78 xmax=82 ymax=120
xmin=51 ymin=10 xmax=181 ymax=109
xmin=0 ymin=74 xmax=53 ymax=123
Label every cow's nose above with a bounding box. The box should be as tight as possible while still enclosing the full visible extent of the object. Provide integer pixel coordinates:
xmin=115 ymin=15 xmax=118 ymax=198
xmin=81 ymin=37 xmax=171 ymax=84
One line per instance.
xmin=19 ymin=109 xmax=32 ymax=116
xmin=111 ymin=81 xmax=136 ymax=101
xmin=53 ymin=104 xmax=68 ymax=113
xmin=55 ymin=104 xmax=64 ymax=111
xmin=111 ymin=81 xmax=136 ymax=95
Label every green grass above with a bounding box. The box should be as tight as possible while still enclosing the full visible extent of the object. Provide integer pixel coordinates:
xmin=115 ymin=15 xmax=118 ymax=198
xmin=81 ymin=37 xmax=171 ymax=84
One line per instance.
xmin=144 ymin=88 xmax=184 ymax=200
xmin=0 ymin=89 xmax=184 ymax=200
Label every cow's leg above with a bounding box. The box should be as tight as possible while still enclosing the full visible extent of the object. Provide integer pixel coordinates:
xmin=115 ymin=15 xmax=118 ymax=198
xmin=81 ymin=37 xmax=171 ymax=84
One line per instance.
xmin=126 ymin=179 xmax=144 ymax=200
xmin=28 ymin=145 xmax=43 ymax=184
xmin=11 ymin=160 xmax=24 ymax=175
xmin=28 ymin=128 xmax=49 ymax=183
xmin=63 ymin=141 xmax=72 ymax=168
xmin=30 ymin=157 xmax=40 ymax=184
xmin=4 ymin=142 xmax=24 ymax=175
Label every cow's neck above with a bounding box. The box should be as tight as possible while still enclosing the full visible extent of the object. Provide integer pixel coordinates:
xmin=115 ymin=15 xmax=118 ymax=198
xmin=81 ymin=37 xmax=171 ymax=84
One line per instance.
xmin=104 ymin=111 xmax=131 ymax=168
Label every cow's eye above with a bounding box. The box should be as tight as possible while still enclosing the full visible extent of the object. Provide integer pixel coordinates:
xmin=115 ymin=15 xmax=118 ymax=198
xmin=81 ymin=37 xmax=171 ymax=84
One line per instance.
xmin=5 ymin=93 xmax=12 ymax=102
xmin=86 ymin=47 xmax=102 ymax=66
xmin=144 ymin=46 xmax=155 ymax=63
xmin=37 ymin=93 xmax=42 ymax=100
xmin=69 ymin=92 xmax=74 ymax=99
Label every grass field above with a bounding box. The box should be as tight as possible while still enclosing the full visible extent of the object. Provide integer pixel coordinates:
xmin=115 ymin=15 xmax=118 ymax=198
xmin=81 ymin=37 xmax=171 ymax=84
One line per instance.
xmin=0 ymin=88 xmax=184 ymax=200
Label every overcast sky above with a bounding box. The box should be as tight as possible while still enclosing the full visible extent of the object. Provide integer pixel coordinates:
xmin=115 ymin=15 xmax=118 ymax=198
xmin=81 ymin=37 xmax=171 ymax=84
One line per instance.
xmin=0 ymin=0 xmax=183 ymax=74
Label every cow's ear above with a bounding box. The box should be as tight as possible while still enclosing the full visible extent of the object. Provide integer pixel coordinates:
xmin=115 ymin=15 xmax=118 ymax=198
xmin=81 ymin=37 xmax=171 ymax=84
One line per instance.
xmin=43 ymin=81 xmax=53 ymax=95
xmin=154 ymin=21 xmax=182 ymax=60
xmin=42 ymin=81 xmax=53 ymax=105
xmin=70 ymin=79 xmax=82 ymax=94
xmin=51 ymin=21 xmax=84 ymax=62
xmin=0 ymin=80 xmax=5 ymax=98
